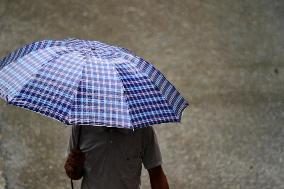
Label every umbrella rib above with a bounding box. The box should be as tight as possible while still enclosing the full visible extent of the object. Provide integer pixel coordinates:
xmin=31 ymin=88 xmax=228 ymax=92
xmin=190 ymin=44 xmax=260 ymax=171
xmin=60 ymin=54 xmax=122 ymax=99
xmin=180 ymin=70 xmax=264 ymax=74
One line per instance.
xmin=3 ymin=47 xmax=75 ymax=104
xmin=110 ymin=64 xmax=134 ymax=129
xmin=0 ymin=39 xmax=68 ymax=69
xmin=64 ymin=57 xmax=88 ymax=125
xmin=136 ymin=58 xmax=189 ymax=118
xmin=124 ymin=60 xmax=187 ymax=120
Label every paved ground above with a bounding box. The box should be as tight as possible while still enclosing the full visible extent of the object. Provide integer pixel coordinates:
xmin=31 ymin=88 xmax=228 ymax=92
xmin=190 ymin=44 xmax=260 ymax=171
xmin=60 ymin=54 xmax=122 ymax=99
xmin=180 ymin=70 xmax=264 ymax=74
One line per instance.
xmin=0 ymin=0 xmax=283 ymax=188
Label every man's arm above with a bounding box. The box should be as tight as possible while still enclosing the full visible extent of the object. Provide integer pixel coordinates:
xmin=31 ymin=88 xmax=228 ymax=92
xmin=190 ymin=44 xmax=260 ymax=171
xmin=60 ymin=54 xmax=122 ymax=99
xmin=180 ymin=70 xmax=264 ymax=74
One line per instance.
xmin=148 ymin=165 xmax=169 ymax=189
xmin=142 ymin=127 xmax=168 ymax=188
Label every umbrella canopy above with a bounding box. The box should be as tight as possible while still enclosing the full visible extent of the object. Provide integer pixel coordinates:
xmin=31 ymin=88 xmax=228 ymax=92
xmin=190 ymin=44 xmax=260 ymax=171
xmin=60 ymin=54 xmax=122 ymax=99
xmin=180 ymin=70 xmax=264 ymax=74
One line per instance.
xmin=0 ymin=38 xmax=189 ymax=129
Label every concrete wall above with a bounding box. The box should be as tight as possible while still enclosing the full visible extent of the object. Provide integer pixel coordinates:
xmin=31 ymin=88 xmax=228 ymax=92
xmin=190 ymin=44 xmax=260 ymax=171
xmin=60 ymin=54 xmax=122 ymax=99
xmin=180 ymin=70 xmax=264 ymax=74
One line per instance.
xmin=0 ymin=0 xmax=283 ymax=188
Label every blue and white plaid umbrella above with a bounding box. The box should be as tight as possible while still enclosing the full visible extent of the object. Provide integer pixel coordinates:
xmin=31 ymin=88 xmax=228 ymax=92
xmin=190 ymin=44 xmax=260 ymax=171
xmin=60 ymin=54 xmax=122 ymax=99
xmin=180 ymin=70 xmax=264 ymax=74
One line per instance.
xmin=0 ymin=38 xmax=189 ymax=129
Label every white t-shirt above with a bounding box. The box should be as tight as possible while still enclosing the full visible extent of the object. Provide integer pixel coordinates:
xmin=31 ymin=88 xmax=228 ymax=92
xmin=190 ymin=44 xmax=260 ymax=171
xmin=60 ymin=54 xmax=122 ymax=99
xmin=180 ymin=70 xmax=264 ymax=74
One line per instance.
xmin=66 ymin=125 xmax=163 ymax=189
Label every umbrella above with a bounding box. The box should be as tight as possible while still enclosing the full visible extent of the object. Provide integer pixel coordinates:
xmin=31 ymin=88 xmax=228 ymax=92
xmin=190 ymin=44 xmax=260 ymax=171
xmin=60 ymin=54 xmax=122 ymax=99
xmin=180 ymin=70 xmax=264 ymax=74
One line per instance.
xmin=0 ymin=38 xmax=189 ymax=129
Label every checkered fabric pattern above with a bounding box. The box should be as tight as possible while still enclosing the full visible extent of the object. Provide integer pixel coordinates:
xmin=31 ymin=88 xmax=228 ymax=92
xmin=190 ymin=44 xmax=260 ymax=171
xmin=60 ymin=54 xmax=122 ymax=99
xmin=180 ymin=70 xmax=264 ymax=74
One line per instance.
xmin=0 ymin=38 xmax=189 ymax=129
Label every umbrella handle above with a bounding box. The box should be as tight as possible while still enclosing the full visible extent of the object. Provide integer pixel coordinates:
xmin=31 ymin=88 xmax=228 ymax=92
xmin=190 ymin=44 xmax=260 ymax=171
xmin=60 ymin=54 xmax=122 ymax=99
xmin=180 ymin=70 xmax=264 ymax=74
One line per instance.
xmin=71 ymin=179 xmax=74 ymax=189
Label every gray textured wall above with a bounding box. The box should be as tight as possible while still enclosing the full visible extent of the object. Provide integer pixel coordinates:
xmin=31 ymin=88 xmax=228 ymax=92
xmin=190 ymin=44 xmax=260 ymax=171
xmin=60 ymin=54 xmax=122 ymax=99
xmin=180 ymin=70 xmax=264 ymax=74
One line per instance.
xmin=0 ymin=0 xmax=283 ymax=189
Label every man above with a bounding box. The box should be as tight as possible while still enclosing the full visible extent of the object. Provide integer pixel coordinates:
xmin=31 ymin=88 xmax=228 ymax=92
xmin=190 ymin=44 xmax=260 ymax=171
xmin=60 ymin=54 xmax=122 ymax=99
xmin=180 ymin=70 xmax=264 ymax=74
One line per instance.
xmin=65 ymin=125 xmax=169 ymax=189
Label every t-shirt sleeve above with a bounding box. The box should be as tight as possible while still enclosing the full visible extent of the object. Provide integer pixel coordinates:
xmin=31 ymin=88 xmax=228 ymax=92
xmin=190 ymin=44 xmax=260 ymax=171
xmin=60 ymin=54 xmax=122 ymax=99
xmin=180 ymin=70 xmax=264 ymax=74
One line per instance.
xmin=142 ymin=127 xmax=163 ymax=170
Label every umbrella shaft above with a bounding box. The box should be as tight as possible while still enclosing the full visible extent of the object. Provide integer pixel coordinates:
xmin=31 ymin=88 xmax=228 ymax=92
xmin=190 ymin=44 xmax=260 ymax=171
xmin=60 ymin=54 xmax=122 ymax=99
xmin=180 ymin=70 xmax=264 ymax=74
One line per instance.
xmin=76 ymin=125 xmax=82 ymax=149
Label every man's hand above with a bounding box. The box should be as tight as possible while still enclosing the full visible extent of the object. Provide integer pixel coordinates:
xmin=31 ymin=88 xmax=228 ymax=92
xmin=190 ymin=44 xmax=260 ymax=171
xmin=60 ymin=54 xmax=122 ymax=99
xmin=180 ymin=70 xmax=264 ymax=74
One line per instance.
xmin=64 ymin=149 xmax=85 ymax=180
xmin=148 ymin=165 xmax=169 ymax=189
